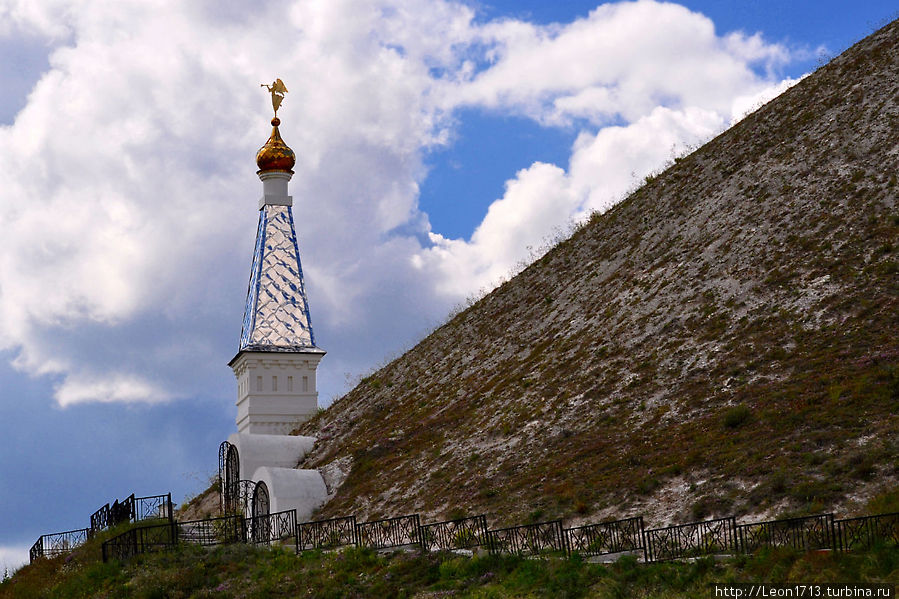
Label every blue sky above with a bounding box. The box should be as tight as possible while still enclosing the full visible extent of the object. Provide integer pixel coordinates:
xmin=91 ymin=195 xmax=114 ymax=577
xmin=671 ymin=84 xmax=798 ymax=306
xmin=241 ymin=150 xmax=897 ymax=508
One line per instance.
xmin=0 ymin=0 xmax=896 ymax=573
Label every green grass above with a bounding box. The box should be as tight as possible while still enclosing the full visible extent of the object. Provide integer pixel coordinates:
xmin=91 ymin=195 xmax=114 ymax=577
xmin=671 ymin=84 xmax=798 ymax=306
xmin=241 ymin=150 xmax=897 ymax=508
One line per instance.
xmin=5 ymin=542 xmax=899 ymax=598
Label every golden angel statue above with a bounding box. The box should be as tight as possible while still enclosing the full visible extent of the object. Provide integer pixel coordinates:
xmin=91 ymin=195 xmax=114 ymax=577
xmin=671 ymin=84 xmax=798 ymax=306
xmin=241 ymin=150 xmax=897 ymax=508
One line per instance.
xmin=261 ymin=78 xmax=288 ymax=116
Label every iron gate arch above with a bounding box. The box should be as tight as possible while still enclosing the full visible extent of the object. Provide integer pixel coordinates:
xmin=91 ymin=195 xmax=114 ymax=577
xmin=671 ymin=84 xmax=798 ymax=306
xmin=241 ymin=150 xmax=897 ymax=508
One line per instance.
xmin=252 ymin=481 xmax=269 ymax=518
xmin=218 ymin=441 xmax=240 ymax=514
xmin=251 ymin=481 xmax=270 ymax=543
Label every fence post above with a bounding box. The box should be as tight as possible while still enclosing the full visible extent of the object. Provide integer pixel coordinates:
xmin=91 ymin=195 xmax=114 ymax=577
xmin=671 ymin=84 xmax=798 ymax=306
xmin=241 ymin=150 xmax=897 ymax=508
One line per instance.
xmin=414 ymin=514 xmax=422 ymax=549
xmin=128 ymin=493 xmax=136 ymax=523
xmin=729 ymin=517 xmax=737 ymax=554
xmin=416 ymin=517 xmax=425 ymax=551
xmin=166 ymin=493 xmax=174 ymax=523
xmin=171 ymin=519 xmax=179 ymax=549
xmin=829 ymin=514 xmax=837 ymax=552
xmin=638 ymin=516 xmax=648 ymax=563
xmin=644 ymin=525 xmax=653 ymax=563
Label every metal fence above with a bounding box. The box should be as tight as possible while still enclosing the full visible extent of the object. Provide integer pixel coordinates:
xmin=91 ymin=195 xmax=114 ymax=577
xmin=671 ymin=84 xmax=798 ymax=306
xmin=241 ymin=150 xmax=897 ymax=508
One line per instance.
xmin=421 ymin=515 xmax=489 ymax=552
xmin=738 ymin=514 xmax=834 ymax=554
xmin=356 ymin=515 xmax=422 ymax=550
xmin=134 ymin=493 xmax=174 ymax=523
xmin=90 ymin=504 xmax=111 ymax=532
xmin=91 ymin=493 xmax=155 ymax=533
xmin=645 ymin=517 xmax=738 ymax=562
xmin=297 ymin=515 xmax=358 ymax=552
xmin=835 ymin=512 xmax=899 ymax=551
xmin=565 ymin=516 xmax=645 ymax=559
xmin=101 ymin=521 xmax=178 ymax=562
xmin=247 ymin=509 xmax=297 ymax=545
xmin=176 ymin=514 xmax=247 ymax=547
xmin=219 ymin=441 xmax=239 ymax=514
xmin=30 ymin=471 xmax=899 ymax=567
xmin=487 ymin=520 xmax=567 ymax=557
xmin=29 ymin=528 xmax=91 ymax=562
xmin=232 ymin=480 xmax=255 ymax=516
xmin=101 ymin=514 xmax=247 ymax=562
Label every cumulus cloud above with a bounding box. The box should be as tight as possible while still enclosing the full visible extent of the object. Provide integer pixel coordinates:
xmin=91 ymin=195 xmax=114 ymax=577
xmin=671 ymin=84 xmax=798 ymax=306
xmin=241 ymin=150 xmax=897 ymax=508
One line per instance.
xmin=730 ymin=75 xmax=804 ymax=124
xmin=415 ymin=104 xmax=725 ymax=294
xmin=0 ymin=0 xmax=801 ymax=406
xmin=446 ymin=0 xmax=791 ymax=126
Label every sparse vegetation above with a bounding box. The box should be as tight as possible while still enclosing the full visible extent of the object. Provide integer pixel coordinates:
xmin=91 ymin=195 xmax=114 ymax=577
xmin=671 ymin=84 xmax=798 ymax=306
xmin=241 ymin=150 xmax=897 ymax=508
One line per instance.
xmin=5 ymin=542 xmax=899 ymax=598
xmin=294 ymin=16 xmax=899 ymax=532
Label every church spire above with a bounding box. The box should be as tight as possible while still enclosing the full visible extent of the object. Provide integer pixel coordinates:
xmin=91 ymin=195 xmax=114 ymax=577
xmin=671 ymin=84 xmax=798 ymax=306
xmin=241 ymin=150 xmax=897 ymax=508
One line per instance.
xmin=238 ymin=84 xmax=319 ymax=353
xmin=230 ymin=80 xmax=325 ymax=435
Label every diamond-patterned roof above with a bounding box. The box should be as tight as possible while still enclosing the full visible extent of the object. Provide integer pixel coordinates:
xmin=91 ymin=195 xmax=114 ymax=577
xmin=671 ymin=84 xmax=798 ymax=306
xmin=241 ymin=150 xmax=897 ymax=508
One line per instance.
xmin=239 ymin=204 xmax=319 ymax=352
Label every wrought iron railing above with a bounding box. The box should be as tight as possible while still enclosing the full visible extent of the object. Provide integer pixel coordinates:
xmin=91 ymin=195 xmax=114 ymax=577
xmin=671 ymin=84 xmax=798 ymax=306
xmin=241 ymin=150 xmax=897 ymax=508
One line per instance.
xmin=29 ymin=528 xmax=91 ymax=562
xmin=101 ymin=521 xmax=178 ymax=562
xmin=420 ymin=515 xmax=489 ymax=552
xmin=356 ymin=515 xmax=422 ymax=550
xmin=565 ymin=516 xmax=645 ymax=559
xmin=90 ymin=494 xmax=138 ymax=533
xmin=297 ymin=515 xmax=358 ymax=552
xmin=835 ymin=512 xmax=899 ymax=551
xmin=247 ymin=509 xmax=296 ymax=545
xmin=101 ymin=514 xmax=247 ymax=562
xmin=219 ymin=441 xmax=241 ymax=514
xmin=737 ymin=514 xmax=834 ymax=554
xmin=90 ymin=504 xmax=111 ymax=532
xmin=28 ymin=537 xmax=42 ymax=563
xmin=112 ymin=494 xmax=136 ymax=526
xmin=134 ymin=493 xmax=174 ymax=523
xmin=228 ymin=480 xmax=255 ymax=516
xmin=644 ymin=517 xmax=738 ymax=562
xmin=487 ymin=520 xmax=567 ymax=556
xmin=177 ymin=514 xmax=247 ymax=546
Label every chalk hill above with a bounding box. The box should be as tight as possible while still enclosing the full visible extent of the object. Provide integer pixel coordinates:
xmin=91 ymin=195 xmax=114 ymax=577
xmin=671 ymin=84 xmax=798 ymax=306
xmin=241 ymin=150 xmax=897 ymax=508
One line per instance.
xmin=298 ymin=20 xmax=899 ymax=527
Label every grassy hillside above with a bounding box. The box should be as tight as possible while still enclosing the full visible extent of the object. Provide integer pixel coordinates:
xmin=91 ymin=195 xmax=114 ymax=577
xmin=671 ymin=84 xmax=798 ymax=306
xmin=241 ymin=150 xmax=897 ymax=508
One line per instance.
xmin=297 ymin=18 xmax=899 ymax=527
xmin=5 ymin=541 xmax=899 ymax=598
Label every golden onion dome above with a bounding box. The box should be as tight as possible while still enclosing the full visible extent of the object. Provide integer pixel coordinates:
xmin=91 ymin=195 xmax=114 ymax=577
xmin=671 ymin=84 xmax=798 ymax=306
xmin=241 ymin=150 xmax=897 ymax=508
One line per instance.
xmin=255 ymin=117 xmax=296 ymax=173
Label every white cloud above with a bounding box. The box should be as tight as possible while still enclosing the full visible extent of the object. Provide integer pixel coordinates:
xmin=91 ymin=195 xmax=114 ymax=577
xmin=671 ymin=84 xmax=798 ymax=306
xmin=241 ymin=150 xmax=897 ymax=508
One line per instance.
xmin=415 ymin=161 xmax=575 ymax=296
xmin=0 ymin=0 xmax=74 ymax=39
xmin=730 ymin=75 xmax=804 ymax=124
xmin=55 ymin=374 xmax=172 ymax=407
xmin=446 ymin=0 xmax=791 ymax=126
xmin=0 ymin=0 xmax=801 ymax=406
xmin=0 ymin=544 xmax=28 ymax=577
xmin=415 ymin=104 xmax=724 ymax=294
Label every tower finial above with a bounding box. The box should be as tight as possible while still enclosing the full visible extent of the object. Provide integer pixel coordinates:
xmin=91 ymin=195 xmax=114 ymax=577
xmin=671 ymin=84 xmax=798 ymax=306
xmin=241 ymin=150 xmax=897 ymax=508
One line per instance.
xmin=261 ymin=78 xmax=288 ymax=117
xmin=256 ymin=78 xmax=296 ymax=173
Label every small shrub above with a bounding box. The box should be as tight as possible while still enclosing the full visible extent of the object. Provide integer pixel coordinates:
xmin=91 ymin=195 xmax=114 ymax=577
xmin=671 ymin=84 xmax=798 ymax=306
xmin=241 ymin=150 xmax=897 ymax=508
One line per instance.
xmin=865 ymin=488 xmax=899 ymax=515
xmin=848 ymin=452 xmax=877 ymax=481
xmin=637 ymin=477 xmax=661 ymax=495
xmin=526 ymin=509 xmax=544 ymax=523
xmin=723 ymin=405 xmax=752 ymax=429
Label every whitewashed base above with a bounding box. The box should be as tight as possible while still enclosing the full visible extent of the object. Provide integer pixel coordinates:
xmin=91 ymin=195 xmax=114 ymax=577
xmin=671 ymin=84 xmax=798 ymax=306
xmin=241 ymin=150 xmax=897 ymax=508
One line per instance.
xmin=227 ymin=432 xmax=316 ymax=481
xmin=250 ymin=466 xmax=327 ymax=522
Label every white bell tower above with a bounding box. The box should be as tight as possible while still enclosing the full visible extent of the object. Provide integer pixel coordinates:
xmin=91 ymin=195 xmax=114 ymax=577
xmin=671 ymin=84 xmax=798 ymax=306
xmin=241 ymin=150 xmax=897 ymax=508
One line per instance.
xmin=229 ymin=109 xmax=325 ymax=435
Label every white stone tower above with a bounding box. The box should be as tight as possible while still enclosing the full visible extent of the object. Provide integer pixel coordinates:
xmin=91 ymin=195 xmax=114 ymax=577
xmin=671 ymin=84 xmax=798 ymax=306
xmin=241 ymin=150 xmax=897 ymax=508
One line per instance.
xmin=229 ymin=103 xmax=325 ymax=435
